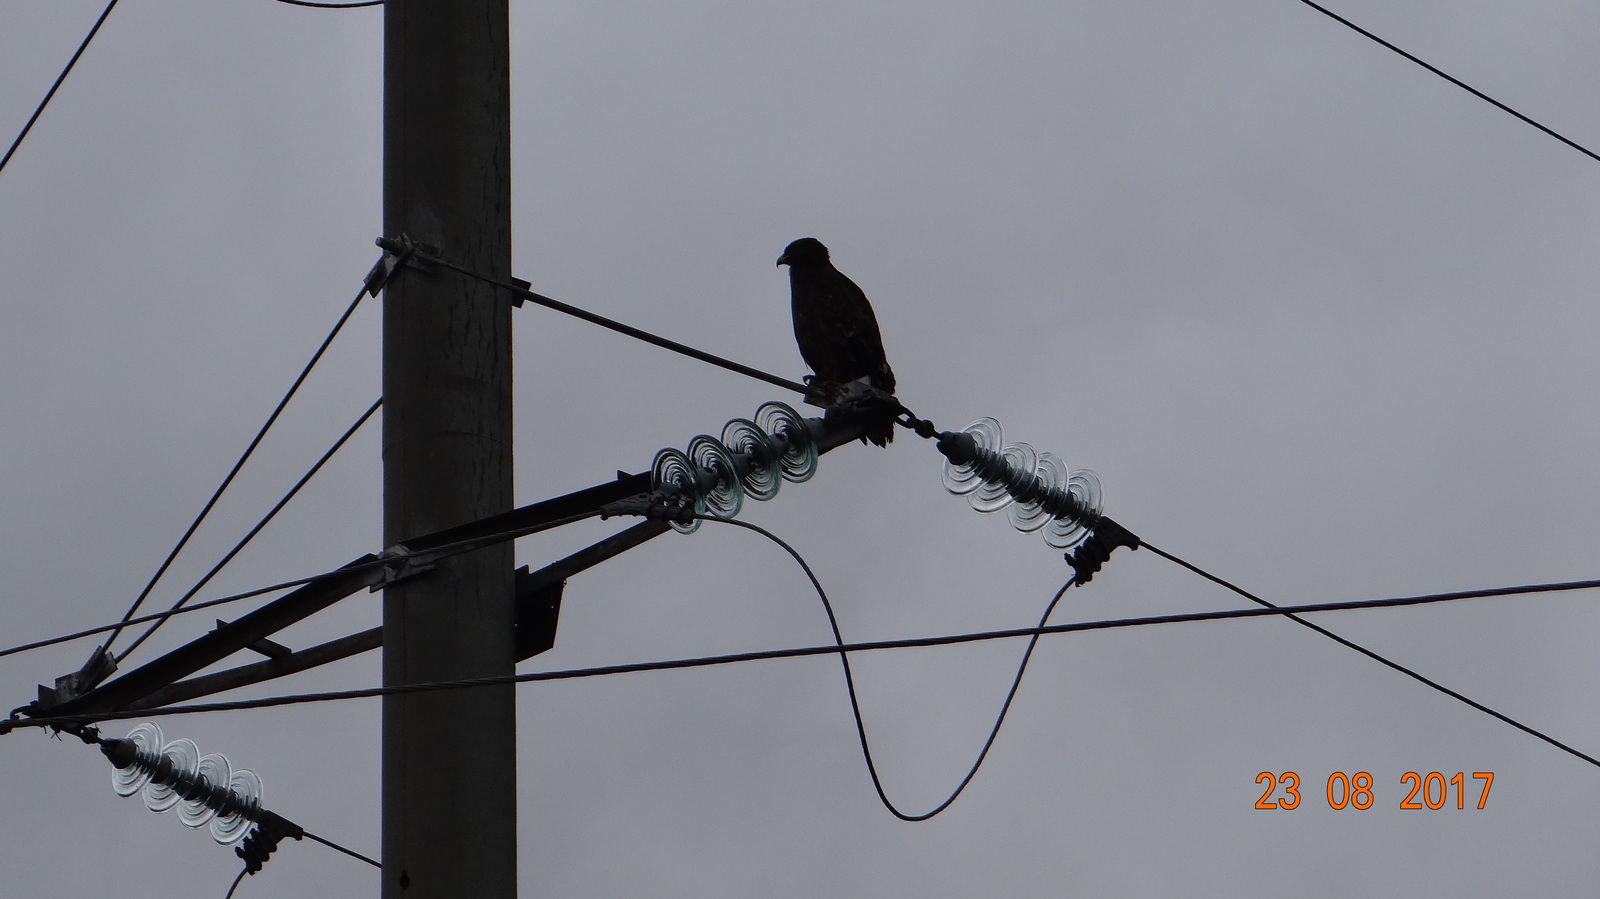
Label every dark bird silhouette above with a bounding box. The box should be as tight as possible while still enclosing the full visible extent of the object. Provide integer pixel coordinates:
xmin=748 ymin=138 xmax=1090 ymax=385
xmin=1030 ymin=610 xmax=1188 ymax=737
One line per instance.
xmin=777 ymin=237 xmax=897 ymax=446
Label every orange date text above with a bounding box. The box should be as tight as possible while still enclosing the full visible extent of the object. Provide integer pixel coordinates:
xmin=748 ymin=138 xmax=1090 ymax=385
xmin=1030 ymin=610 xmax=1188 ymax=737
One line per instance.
xmin=1254 ymin=771 xmax=1493 ymax=810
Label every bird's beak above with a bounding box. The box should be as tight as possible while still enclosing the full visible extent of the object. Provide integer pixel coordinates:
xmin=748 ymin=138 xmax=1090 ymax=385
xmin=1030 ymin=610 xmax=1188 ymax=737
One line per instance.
xmin=776 ymin=252 xmax=788 ymax=267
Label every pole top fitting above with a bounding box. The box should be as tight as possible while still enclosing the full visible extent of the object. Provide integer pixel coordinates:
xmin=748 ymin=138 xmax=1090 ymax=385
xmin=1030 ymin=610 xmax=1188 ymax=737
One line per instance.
xmin=365 ymin=233 xmax=442 ymax=296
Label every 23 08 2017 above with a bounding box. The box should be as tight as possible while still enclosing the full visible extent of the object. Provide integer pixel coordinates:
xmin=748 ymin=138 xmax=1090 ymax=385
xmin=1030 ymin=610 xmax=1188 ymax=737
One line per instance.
xmin=1254 ymin=771 xmax=1494 ymax=810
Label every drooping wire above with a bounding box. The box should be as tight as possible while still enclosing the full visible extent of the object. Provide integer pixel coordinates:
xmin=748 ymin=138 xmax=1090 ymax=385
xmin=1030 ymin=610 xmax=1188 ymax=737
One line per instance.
xmin=115 ymin=397 xmax=382 ymax=662
xmin=273 ymin=0 xmax=382 ymax=7
xmin=702 ymin=515 xmax=1077 ymax=821
xmin=104 ymin=285 xmax=371 ymax=653
xmin=223 ymin=867 xmax=248 ymax=899
xmin=0 ymin=0 xmax=120 ymax=180
xmin=1298 ymin=0 xmax=1600 ymax=164
xmin=1140 ymin=540 xmax=1600 ymax=769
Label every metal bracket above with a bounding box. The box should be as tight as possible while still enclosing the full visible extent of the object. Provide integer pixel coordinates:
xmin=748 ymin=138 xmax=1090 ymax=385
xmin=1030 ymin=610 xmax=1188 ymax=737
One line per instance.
xmin=509 ymin=276 xmax=531 ymax=308
xmin=34 ymin=645 xmax=117 ymax=711
xmin=370 ymin=234 xmax=528 ymax=308
xmin=369 ymin=543 xmax=439 ymax=592
xmin=800 ymin=375 xmax=894 ymax=412
xmin=366 ymin=233 xmax=443 ymax=296
xmin=513 ymin=565 xmax=565 ymax=659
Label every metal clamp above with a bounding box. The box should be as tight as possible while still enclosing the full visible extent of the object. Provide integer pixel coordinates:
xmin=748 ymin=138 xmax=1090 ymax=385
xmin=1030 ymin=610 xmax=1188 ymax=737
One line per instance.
xmin=369 ymin=543 xmax=439 ymax=592
xmin=365 ymin=233 xmax=443 ymax=297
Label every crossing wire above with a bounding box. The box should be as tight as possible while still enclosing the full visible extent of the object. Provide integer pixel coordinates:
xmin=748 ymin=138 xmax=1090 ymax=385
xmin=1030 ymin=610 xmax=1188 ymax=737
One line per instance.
xmin=115 ymin=397 xmax=382 ymax=661
xmin=1141 ymin=540 xmax=1600 ymax=769
xmin=8 ymin=569 xmax=1598 ymax=777
xmin=1 ymin=510 xmax=606 ymax=663
xmin=104 ymin=284 xmax=371 ymax=655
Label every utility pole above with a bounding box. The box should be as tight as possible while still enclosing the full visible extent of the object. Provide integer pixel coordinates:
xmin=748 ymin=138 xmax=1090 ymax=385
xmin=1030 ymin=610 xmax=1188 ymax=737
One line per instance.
xmin=382 ymin=2 xmax=516 ymax=897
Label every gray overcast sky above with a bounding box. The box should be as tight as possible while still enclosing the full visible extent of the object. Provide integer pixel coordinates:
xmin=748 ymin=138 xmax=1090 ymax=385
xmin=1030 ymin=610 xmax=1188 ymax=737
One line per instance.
xmin=4 ymin=1 xmax=1600 ymax=896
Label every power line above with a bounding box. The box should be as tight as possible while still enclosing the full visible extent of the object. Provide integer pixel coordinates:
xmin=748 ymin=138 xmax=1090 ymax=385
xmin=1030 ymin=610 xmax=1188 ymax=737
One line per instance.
xmin=105 ymin=284 xmax=371 ymax=653
xmin=9 ymin=576 xmax=1596 ymax=749
xmin=707 ymin=515 xmax=1076 ymax=821
xmin=0 ymin=0 xmax=120 ymax=180
xmin=273 ymin=0 xmax=382 ymax=7
xmin=1 ymin=576 xmax=334 ymax=661
xmin=302 ymin=830 xmax=380 ymax=867
xmin=384 ymin=242 xmax=825 ymax=403
xmin=1140 ymin=541 xmax=1600 ymax=769
xmin=693 ymin=519 xmax=1600 ymax=812
xmin=217 ymin=826 xmax=378 ymax=899
xmin=223 ymin=867 xmax=247 ymax=899
xmin=116 ymin=397 xmax=382 ymax=662
xmin=1298 ymin=0 xmax=1600 ymax=164
xmin=0 ymin=508 xmax=606 ymax=664
xmin=219 ymin=831 xmax=378 ymax=899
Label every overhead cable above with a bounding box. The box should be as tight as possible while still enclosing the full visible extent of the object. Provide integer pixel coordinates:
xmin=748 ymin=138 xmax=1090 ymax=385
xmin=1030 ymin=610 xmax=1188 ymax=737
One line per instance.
xmin=374 ymin=236 xmax=824 ymax=402
xmin=706 ymin=515 xmax=1076 ymax=821
xmin=1 ymin=580 xmax=326 ymax=661
xmin=301 ymin=830 xmax=380 ymax=867
xmin=273 ymin=0 xmax=382 ymax=7
xmin=0 ymin=508 xmax=608 ymax=666
xmin=0 ymin=0 xmax=120 ymax=180
xmin=223 ymin=867 xmax=248 ymax=899
xmin=13 ymin=567 xmax=1595 ymax=668
xmin=116 ymin=398 xmax=382 ymax=662
xmin=8 ymin=577 xmax=1596 ymax=756
xmin=1299 ymin=0 xmax=1600 ymax=164
xmin=105 ymin=283 xmax=371 ymax=653
xmin=1141 ymin=540 xmax=1600 ymax=769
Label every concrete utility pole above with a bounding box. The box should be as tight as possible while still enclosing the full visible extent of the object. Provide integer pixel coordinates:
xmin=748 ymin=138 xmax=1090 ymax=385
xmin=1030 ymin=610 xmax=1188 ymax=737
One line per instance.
xmin=382 ymin=2 xmax=516 ymax=897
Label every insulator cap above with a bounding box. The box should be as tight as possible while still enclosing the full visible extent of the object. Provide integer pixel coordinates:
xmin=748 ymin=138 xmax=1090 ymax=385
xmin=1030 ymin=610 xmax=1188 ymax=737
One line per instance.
xmin=720 ymin=418 xmax=782 ymax=501
xmin=651 ymin=447 xmax=704 ymax=534
xmin=755 ymin=401 xmax=818 ymax=483
xmin=688 ymin=434 xmax=745 ymax=520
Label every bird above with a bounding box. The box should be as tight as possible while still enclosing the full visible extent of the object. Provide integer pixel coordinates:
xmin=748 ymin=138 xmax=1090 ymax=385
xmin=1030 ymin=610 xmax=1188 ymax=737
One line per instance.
xmin=777 ymin=237 xmax=897 ymax=446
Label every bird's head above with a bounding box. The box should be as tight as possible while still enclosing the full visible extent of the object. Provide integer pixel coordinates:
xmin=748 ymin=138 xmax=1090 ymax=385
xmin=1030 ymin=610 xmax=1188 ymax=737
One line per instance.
xmin=776 ymin=237 xmax=829 ymax=268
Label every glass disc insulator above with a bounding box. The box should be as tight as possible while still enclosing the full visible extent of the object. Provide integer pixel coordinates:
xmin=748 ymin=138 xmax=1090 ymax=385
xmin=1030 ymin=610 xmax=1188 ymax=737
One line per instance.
xmin=179 ymin=753 xmax=230 ymax=828
xmin=211 ymin=768 xmax=262 ymax=845
xmin=112 ymin=722 xmax=164 ymax=797
xmin=970 ymin=442 xmax=1036 ymax=514
xmin=942 ymin=418 xmax=1003 ymax=496
xmin=1010 ymin=452 xmax=1066 ymax=533
xmin=720 ymin=418 xmax=780 ymax=501
xmin=687 ymin=435 xmax=744 ymax=520
xmin=651 ymin=447 xmax=704 ymax=534
xmin=144 ymin=737 xmax=200 ymax=813
xmin=755 ymin=401 xmax=817 ymax=483
xmin=1043 ymin=469 xmax=1104 ymax=549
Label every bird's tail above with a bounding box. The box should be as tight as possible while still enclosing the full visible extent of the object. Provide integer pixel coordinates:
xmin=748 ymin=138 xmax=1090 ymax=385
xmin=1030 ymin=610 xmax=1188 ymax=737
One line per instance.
xmin=863 ymin=412 xmax=895 ymax=447
xmin=825 ymin=405 xmax=896 ymax=447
